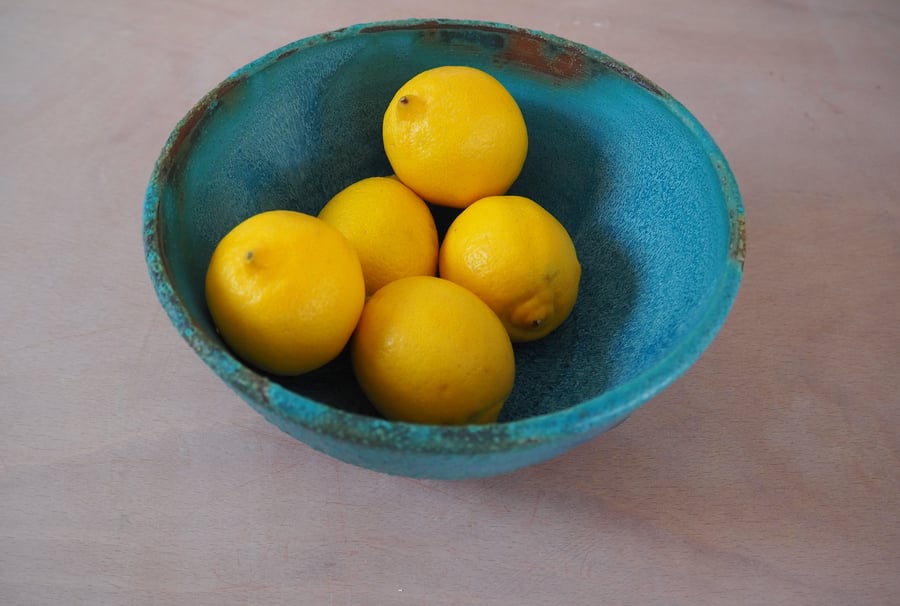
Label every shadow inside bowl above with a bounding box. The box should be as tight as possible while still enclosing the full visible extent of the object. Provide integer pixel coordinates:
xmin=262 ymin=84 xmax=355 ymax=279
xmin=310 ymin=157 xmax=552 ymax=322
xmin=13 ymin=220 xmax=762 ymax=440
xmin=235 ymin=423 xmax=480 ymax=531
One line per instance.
xmin=273 ymin=348 xmax=380 ymax=417
xmin=501 ymin=232 xmax=637 ymax=421
xmin=500 ymin=104 xmax=639 ymax=420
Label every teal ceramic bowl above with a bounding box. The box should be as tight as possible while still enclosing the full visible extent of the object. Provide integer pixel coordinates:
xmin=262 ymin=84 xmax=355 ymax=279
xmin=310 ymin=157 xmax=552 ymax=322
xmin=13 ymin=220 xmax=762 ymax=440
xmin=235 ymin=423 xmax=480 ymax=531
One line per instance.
xmin=144 ymin=19 xmax=744 ymax=479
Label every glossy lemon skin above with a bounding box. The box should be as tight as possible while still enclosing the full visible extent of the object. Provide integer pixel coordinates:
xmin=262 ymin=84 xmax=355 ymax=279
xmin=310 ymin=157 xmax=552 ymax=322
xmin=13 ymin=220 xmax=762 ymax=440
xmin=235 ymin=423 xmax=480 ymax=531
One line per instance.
xmin=205 ymin=210 xmax=365 ymax=375
xmin=382 ymin=66 xmax=528 ymax=208
xmin=439 ymin=195 xmax=581 ymax=342
xmin=351 ymin=276 xmax=515 ymax=425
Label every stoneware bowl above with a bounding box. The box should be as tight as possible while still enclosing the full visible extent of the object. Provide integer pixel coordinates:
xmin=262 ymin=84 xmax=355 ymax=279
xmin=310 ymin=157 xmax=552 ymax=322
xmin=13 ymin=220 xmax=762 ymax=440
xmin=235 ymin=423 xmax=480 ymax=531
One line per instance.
xmin=144 ymin=19 xmax=744 ymax=479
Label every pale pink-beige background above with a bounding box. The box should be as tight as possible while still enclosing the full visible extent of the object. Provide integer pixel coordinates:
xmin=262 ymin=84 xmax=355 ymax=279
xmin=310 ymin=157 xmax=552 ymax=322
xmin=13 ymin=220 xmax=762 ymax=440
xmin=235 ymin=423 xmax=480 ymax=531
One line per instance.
xmin=2 ymin=1 xmax=898 ymax=605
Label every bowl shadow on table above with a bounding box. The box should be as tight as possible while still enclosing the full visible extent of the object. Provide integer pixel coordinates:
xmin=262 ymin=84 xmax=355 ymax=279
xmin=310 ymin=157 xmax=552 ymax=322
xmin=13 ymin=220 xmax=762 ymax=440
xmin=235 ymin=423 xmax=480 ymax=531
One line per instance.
xmin=275 ymin=107 xmax=639 ymax=424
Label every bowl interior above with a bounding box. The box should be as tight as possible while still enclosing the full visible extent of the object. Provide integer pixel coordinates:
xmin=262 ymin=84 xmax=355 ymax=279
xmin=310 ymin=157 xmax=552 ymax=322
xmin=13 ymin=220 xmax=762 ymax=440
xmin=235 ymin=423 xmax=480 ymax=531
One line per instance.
xmin=149 ymin=21 xmax=742 ymax=426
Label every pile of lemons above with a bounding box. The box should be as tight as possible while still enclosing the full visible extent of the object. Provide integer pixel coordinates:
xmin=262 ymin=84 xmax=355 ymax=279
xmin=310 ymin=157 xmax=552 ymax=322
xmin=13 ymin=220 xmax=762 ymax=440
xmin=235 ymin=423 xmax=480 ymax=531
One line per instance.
xmin=205 ymin=66 xmax=581 ymax=425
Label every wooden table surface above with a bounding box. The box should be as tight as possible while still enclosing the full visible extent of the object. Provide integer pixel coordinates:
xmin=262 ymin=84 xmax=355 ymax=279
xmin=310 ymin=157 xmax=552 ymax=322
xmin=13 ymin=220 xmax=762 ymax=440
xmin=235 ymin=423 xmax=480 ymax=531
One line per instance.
xmin=2 ymin=1 xmax=898 ymax=604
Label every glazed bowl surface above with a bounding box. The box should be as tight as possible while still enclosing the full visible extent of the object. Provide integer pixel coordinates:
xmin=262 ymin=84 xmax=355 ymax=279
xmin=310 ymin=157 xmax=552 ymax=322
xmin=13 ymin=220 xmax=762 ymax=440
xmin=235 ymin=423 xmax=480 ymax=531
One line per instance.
xmin=144 ymin=19 xmax=744 ymax=479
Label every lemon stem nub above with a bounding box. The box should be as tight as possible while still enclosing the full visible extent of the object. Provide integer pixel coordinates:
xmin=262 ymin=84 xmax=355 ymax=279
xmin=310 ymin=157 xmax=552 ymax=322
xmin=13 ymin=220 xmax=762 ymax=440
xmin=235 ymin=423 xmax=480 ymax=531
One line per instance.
xmin=399 ymin=96 xmax=408 ymax=105
xmin=245 ymin=251 xmax=253 ymax=261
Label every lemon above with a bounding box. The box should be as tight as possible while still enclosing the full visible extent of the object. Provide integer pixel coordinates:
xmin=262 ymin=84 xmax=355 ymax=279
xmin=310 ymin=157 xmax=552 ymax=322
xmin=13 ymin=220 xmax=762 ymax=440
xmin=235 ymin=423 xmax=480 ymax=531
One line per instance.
xmin=205 ymin=210 xmax=365 ymax=375
xmin=351 ymin=276 xmax=515 ymax=425
xmin=382 ymin=65 xmax=528 ymax=208
xmin=439 ymin=195 xmax=581 ymax=342
xmin=318 ymin=176 xmax=439 ymax=296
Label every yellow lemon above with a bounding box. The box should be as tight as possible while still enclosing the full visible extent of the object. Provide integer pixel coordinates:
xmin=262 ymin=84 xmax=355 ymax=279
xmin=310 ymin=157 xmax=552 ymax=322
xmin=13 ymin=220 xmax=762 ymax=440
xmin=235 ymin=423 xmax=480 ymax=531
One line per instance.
xmin=318 ymin=176 xmax=439 ymax=296
xmin=382 ymin=65 xmax=528 ymax=208
xmin=351 ymin=276 xmax=515 ymax=425
xmin=439 ymin=195 xmax=581 ymax=342
xmin=205 ymin=210 xmax=365 ymax=375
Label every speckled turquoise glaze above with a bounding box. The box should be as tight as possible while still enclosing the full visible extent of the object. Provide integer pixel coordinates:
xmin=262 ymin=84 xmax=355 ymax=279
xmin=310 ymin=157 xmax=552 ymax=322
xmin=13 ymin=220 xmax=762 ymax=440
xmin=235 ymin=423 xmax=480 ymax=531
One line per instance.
xmin=144 ymin=19 xmax=744 ymax=479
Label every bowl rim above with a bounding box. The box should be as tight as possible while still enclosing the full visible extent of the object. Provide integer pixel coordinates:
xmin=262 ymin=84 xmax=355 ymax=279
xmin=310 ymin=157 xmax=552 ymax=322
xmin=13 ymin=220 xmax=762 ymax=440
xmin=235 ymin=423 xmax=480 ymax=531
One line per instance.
xmin=143 ymin=18 xmax=745 ymax=456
